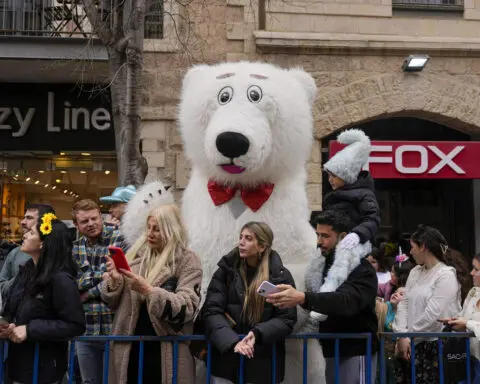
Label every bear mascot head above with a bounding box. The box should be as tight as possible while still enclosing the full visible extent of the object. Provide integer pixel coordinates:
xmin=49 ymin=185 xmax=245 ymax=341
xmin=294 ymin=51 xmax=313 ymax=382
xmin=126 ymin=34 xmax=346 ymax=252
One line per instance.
xmin=178 ymin=61 xmax=325 ymax=383
xmin=178 ymin=61 xmax=318 ymax=295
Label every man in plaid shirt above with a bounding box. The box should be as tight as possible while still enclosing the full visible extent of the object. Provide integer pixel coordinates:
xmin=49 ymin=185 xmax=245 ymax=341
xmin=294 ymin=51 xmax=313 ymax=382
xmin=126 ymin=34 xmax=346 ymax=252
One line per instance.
xmin=72 ymin=199 xmax=126 ymax=384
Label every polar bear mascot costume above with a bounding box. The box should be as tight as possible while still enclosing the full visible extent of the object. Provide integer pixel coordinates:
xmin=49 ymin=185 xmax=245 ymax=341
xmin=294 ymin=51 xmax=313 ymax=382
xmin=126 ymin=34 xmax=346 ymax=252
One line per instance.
xmin=178 ymin=61 xmax=324 ymax=383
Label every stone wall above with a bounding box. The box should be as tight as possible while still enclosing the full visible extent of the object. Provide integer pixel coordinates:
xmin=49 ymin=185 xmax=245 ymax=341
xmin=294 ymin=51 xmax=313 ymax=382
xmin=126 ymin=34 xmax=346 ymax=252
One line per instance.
xmin=139 ymin=0 xmax=480 ymax=211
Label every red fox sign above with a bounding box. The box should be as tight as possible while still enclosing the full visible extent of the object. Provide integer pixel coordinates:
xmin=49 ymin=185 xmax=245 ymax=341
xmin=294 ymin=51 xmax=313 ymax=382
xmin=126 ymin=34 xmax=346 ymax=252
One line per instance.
xmin=329 ymin=141 xmax=480 ymax=179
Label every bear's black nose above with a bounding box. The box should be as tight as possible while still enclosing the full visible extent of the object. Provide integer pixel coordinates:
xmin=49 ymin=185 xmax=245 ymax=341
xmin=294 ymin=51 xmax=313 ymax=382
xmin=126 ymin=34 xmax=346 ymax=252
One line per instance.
xmin=216 ymin=132 xmax=250 ymax=159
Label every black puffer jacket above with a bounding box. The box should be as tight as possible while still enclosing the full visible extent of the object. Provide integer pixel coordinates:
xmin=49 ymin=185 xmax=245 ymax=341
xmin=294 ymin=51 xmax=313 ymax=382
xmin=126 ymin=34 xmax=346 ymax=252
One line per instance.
xmin=3 ymin=260 xmax=86 ymax=384
xmin=323 ymin=170 xmax=380 ymax=243
xmin=203 ymin=249 xmax=297 ymax=384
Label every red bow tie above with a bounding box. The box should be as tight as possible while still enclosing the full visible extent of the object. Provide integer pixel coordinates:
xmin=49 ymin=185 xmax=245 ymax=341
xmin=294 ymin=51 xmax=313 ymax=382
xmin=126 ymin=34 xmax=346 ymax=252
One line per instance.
xmin=207 ymin=180 xmax=275 ymax=212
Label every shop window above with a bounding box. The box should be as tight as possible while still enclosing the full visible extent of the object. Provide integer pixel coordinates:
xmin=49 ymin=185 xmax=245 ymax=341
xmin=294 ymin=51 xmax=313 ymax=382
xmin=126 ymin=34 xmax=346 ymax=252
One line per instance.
xmin=392 ymin=0 xmax=463 ymax=11
xmin=144 ymin=0 xmax=163 ymax=39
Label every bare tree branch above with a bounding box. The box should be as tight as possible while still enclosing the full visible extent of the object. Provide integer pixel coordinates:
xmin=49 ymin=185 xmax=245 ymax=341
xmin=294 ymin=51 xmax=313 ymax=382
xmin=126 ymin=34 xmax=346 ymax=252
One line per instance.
xmin=77 ymin=0 xmax=208 ymax=186
xmin=81 ymin=0 xmax=114 ymax=45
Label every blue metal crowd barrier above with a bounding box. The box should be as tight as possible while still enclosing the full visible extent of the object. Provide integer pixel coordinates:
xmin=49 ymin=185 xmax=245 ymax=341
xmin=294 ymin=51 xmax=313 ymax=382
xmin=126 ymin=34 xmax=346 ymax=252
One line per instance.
xmin=0 ymin=331 xmax=474 ymax=384
xmin=379 ymin=332 xmax=474 ymax=384
xmin=0 ymin=333 xmax=372 ymax=384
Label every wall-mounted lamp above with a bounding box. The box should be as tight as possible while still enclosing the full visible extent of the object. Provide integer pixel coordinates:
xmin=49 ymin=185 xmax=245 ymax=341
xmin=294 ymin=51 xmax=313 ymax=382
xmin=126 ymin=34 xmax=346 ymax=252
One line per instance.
xmin=402 ymin=54 xmax=430 ymax=72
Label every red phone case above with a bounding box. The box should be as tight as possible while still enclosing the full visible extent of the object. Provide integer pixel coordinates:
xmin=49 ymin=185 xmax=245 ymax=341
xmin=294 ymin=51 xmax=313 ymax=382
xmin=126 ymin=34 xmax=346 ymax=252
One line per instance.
xmin=108 ymin=246 xmax=131 ymax=272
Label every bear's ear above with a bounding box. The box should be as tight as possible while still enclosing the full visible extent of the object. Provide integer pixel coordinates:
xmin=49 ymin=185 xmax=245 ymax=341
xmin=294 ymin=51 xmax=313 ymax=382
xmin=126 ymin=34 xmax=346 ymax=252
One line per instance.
xmin=288 ymin=68 xmax=317 ymax=105
xmin=182 ymin=64 xmax=211 ymax=92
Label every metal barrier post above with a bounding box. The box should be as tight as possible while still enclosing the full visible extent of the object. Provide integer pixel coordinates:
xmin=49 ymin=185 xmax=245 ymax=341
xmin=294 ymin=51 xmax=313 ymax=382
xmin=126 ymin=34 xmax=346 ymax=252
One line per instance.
xmin=138 ymin=341 xmax=144 ymax=384
xmin=68 ymin=341 xmax=76 ymax=384
xmin=302 ymin=337 xmax=308 ymax=384
xmin=365 ymin=334 xmax=372 ymax=384
xmin=172 ymin=341 xmax=179 ymax=384
xmin=103 ymin=341 xmax=110 ymax=384
xmin=379 ymin=336 xmax=385 ymax=384
xmin=410 ymin=340 xmax=416 ymax=384
xmin=0 ymin=341 xmax=5 ymax=384
xmin=334 ymin=338 xmax=340 ymax=384
xmin=206 ymin=342 xmax=212 ymax=384
xmin=437 ymin=339 xmax=444 ymax=384
xmin=32 ymin=343 xmax=40 ymax=384
xmin=466 ymin=338 xmax=471 ymax=384
xmin=271 ymin=343 xmax=277 ymax=384
xmin=238 ymin=354 xmax=245 ymax=384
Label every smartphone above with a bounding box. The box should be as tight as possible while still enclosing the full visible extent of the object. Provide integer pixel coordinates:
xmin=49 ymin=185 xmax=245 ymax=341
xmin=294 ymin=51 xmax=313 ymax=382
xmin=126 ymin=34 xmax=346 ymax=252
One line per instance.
xmin=108 ymin=246 xmax=131 ymax=272
xmin=257 ymin=281 xmax=280 ymax=297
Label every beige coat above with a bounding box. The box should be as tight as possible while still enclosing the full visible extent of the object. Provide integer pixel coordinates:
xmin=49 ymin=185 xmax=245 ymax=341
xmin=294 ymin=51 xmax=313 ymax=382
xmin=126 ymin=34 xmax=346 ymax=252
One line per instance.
xmin=100 ymin=249 xmax=202 ymax=384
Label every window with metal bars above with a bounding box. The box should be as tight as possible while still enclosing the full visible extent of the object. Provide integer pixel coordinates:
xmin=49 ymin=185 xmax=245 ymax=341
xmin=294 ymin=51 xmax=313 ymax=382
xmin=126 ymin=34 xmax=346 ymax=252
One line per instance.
xmin=144 ymin=0 xmax=163 ymax=39
xmin=392 ymin=0 xmax=463 ymax=10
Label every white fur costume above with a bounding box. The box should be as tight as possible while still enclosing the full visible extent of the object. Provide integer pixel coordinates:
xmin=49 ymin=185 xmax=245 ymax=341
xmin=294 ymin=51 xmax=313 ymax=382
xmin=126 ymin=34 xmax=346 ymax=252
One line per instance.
xmin=121 ymin=181 xmax=175 ymax=247
xmin=304 ymin=243 xmax=372 ymax=327
xmin=178 ymin=62 xmax=324 ymax=383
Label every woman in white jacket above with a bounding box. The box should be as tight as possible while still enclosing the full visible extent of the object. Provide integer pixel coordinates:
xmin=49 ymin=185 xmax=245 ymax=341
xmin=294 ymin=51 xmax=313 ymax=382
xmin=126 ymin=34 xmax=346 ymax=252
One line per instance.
xmin=442 ymin=253 xmax=480 ymax=384
xmin=393 ymin=225 xmax=462 ymax=384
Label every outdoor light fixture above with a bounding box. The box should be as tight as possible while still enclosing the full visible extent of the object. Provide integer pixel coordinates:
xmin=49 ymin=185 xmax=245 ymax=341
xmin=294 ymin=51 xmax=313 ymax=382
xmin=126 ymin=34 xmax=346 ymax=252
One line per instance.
xmin=402 ymin=55 xmax=430 ymax=72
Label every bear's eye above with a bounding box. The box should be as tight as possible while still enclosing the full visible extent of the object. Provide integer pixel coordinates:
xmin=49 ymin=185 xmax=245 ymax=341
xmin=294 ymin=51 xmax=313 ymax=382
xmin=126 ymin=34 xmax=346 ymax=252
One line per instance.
xmin=217 ymin=86 xmax=234 ymax=105
xmin=247 ymin=85 xmax=262 ymax=103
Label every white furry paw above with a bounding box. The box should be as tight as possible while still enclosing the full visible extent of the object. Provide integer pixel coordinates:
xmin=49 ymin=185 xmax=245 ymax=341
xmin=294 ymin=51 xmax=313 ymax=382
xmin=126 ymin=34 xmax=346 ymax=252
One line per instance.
xmin=338 ymin=233 xmax=360 ymax=250
xmin=303 ymin=312 xmax=327 ymax=332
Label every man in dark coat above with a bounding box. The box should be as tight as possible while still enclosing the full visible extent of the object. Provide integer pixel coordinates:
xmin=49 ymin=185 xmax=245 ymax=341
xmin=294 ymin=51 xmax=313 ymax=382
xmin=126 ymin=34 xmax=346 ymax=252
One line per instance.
xmin=267 ymin=210 xmax=378 ymax=384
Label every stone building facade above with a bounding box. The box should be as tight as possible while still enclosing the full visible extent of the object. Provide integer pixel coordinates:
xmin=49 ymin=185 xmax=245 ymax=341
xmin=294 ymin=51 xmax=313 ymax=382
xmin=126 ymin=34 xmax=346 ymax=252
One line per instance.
xmin=140 ymin=0 xmax=480 ymax=211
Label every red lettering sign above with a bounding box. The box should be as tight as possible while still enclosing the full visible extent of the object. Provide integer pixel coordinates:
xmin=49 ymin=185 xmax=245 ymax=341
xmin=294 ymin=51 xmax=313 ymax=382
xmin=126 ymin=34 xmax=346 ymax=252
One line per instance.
xmin=329 ymin=141 xmax=480 ymax=179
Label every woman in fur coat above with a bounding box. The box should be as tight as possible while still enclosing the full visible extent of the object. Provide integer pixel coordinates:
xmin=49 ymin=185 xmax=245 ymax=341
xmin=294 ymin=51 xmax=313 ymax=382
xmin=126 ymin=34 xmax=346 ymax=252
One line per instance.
xmin=101 ymin=204 xmax=202 ymax=384
xmin=203 ymin=222 xmax=297 ymax=384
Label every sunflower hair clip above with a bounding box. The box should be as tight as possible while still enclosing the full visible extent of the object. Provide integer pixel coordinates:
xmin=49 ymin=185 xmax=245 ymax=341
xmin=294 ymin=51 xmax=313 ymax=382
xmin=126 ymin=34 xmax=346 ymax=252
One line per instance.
xmin=40 ymin=213 xmax=57 ymax=236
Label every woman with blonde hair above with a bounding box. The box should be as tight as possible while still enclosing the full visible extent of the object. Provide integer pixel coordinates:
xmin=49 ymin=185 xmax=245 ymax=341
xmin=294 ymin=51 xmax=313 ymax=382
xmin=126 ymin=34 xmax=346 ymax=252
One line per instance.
xmin=203 ymin=221 xmax=297 ymax=384
xmin=101 ymin=204 xmax=202 ymax=384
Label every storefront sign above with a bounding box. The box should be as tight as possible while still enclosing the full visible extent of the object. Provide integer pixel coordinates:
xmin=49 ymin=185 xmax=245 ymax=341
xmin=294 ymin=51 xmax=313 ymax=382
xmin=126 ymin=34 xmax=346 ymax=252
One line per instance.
xmin=0 ymin=83 xmax=115 ymax=151
xmin=329 ymin=141 xmax=480 ymax=179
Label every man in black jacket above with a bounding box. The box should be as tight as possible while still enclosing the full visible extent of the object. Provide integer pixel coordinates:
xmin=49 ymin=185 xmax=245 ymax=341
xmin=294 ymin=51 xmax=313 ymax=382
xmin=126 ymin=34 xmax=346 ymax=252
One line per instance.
xmin=267 ymin=210 xmax=378 ymax=384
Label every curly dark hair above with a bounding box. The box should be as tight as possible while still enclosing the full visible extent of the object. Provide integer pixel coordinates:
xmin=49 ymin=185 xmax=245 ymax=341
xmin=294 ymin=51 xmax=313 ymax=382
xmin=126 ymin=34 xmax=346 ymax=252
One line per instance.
xmin=370 ymin=242 xmax=397 ymax=273
xmin=315 ymin=210 xmax=354 ymax=234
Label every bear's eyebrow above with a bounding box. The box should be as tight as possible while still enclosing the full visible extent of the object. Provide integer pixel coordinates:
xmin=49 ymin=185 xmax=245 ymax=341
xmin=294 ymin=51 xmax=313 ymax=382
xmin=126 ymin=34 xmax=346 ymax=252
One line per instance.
xmin=250 ymin=74 xmax=268 ymax=80
xmin=216 ymin=73 xmax=235 ymax=79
